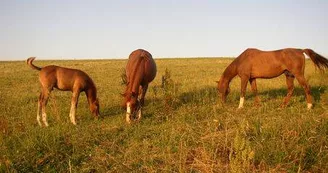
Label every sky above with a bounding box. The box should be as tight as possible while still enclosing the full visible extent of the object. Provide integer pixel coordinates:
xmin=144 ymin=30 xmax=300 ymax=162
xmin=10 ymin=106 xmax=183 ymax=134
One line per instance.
xmin=1 ymin=0 xmax=328 ymax=60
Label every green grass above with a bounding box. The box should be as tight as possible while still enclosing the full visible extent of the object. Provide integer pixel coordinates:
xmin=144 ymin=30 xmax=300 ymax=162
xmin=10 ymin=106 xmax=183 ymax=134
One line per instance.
xmin=0 ymin=58 xmax=328 ymax=172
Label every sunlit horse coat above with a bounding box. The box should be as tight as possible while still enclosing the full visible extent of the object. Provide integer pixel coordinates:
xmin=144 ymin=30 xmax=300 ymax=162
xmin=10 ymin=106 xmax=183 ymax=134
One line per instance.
xmin=217 ymin=48 xmax=328 ymax=109
xmin=27 ymin=57 xmax=99 ymax=126
xmin=123 ymin=49 xmax=157 ymax=123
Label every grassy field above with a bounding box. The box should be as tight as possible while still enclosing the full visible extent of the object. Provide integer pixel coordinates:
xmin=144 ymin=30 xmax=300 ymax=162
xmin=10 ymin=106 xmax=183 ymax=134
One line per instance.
xmin=1 ymin=58 xmax=328 ymax=172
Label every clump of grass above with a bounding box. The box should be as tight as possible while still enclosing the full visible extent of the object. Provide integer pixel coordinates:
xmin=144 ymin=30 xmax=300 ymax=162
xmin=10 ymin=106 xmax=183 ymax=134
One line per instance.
xmin=229 ymin=119 xmax=255 ymax=172
xmin=120 ymin=68 xmax=127 ymax=86
xmin=161 ymin=68 xmax=179 ymax=107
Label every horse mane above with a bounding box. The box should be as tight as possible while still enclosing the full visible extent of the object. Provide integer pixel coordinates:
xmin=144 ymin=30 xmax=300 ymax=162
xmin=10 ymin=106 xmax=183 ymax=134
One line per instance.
xmin=222 ymin=59 xmax=238 ymax=82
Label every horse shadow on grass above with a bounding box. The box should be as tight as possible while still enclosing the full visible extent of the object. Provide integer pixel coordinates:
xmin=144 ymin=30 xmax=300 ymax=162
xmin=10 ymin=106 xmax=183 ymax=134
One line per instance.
xmin=178 ymin=86 xmax=218 ymax=105
xmin=130 ymin=86 xmax=218 ymax=122
xmin=255 ymin=85 xmax=326 ymax=102
xmin=151 ymin=85 xmax=326 ymax=109
xmin=101 ymin=85 xmax=326 ymax=121
xmin=99 ymin=104 xmax=123 ymax=119
xmin=149 ymin=86 xmax=217 ymax=110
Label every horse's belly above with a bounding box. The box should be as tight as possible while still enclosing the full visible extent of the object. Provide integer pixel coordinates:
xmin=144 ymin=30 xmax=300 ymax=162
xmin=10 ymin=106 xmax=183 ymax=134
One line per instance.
xmin=55 ymin=84 xmax=72 ymax=91
xmin=251 ymin=67 xmax=284 ymax=78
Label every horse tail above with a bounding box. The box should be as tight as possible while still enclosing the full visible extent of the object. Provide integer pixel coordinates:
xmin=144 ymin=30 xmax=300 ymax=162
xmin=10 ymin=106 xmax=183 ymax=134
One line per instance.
xmin=303 ymin=49 xmax=328 ymax=71
xmin=26 ymin=57 xmax=42 ymax=71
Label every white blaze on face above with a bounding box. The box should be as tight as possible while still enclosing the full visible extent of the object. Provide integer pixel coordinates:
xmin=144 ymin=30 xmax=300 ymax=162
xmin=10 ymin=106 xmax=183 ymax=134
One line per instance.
xmin=126 ymin=102 xmax=131 ymax=114
xmin=126 ymin=102 xmax=131 ymax=123
xmin=238 ymin=97 xmax=245 ymax=109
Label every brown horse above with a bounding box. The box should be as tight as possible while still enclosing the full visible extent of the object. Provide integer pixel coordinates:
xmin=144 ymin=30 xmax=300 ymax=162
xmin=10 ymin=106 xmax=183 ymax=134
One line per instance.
xmin=217 ymin=48 xmax=328 ymax=109
xmin=27 ymin=57 xmax=99 ymax=126
xmin=122 ymin=49 xmax=157 ymax=123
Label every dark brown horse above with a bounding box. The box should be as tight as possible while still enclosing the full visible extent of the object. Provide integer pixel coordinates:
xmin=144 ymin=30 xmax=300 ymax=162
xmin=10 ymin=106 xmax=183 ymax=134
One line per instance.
xmin=217 ymin=48 xmax=328 ymax=109
xmin=122 ymin=49 xmax=157 ymax=123
xmin=27 ymin=57 xmax=99 ymax=126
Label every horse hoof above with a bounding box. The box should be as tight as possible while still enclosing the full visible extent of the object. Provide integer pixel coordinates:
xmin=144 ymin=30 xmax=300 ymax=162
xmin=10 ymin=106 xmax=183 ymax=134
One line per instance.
xmin=279 ymin=104 xmax=286 ymax=108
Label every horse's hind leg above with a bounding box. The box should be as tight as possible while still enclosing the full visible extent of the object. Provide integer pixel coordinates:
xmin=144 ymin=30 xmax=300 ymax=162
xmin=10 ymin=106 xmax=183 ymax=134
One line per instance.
xmin=281 ymin=74 xmax=295 ymax=108
xmin=37 ymin=93 xmax=42 ymax=126
xmin=40 ymin=89 xmax=50 ymax=127
xmin=69 ymin=91 xmax=80 ymax=125
xmin=294 ymin=74 xmax=313 ymax=109
xmin=249 ymin=78 xmax=260 ymax=106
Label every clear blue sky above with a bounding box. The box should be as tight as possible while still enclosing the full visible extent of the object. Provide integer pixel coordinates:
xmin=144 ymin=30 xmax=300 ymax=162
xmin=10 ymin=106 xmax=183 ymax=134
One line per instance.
xmin=1 ymin=0 xmax=327 ymax=60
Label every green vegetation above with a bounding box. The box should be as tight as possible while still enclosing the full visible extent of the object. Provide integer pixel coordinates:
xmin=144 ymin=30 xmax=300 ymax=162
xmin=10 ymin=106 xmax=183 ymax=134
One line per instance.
xmin=1 ymin=58 xmax=327 ymax=172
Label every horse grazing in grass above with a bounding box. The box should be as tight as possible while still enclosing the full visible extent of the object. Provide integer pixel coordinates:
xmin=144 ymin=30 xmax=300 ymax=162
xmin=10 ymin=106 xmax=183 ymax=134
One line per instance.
xmin=27 ymin=57 xmax=99 ymax=126
xmin=122 ymin=49 xmax=157 ymax=123
xmin=217 ymin=48 xmax=328 ymax=109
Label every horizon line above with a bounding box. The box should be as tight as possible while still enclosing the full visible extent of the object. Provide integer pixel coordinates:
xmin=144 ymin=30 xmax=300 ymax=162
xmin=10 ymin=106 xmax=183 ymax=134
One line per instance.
xmin=0 ymin=56 xmax=237 ymax=62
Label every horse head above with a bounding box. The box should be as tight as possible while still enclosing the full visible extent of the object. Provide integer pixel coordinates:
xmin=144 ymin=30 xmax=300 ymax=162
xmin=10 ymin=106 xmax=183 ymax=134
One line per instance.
xmin=125 ymin=92 xmax=141 ymax=123
xmin=90 ymin=98 xmax=100 ymax=117
xmin=216 ymin=79 xmax=230 ymax=103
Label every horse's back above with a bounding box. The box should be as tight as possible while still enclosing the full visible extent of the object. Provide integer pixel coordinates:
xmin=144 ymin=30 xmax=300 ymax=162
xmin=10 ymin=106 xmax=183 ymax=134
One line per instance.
xmin=126 ymin=49 xmax=157 ymax=83
xmin=239 ymin=48 xmax=305 ymax=62
xmin=236 ymin=48 xmax=305 ymax=78
xmin=40 ymin=65 xmax=93 ymax=91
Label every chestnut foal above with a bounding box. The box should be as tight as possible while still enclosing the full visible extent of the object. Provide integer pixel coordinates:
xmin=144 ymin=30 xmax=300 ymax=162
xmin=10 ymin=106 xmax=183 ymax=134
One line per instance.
xmin=27 ymin=57 xmax=99 ymax=126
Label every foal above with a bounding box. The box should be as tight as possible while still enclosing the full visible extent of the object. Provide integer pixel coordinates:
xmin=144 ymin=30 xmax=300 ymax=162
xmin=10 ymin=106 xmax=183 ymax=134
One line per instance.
xmin=217 ymin=48 xmax=328 ymax=109
xmin=27 ymin=57 xmax=99 ymax=126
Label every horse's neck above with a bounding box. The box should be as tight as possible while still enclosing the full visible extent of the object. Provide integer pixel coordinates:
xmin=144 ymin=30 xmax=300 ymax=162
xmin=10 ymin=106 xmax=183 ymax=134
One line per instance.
xmin=222 ymin=63 xmax=237 ymax=82
xmin=125 ymin=82 xmax=139 ymax=100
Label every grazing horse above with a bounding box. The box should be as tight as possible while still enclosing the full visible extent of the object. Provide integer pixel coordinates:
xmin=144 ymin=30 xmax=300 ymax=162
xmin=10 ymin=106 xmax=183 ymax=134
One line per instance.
xmin=122 ymin=49 xmax=157 ymax=123
xmin=217 ymin=48 xmax=328 ymax=109
xmin=27 ymin=57 xmax=99 ymax=126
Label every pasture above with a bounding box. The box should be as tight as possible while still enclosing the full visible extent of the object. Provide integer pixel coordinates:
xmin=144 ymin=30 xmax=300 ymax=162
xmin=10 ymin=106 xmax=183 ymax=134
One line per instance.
xmin=0 ymin=58 xmax=327 ymax=172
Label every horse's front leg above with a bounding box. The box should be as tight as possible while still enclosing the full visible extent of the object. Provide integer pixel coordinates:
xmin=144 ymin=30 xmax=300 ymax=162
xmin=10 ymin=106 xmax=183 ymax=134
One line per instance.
xmin=137 ymin=84 xmax=149 ymax=120
xmin=69 ymin=91 xmax=80 ymax=125
xmin=249 ymin=78 xmax=260 ymax=106
xmin=239 ymin=76 xmax=249 ymax=109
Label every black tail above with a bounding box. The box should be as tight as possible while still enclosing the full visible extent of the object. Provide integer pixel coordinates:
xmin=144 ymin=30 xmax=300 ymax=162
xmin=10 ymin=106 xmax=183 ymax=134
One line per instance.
xmin=26 ymin=57 xmax=42 ymax=71
xmin=303 ymin=49 xmax=328 ymax=70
